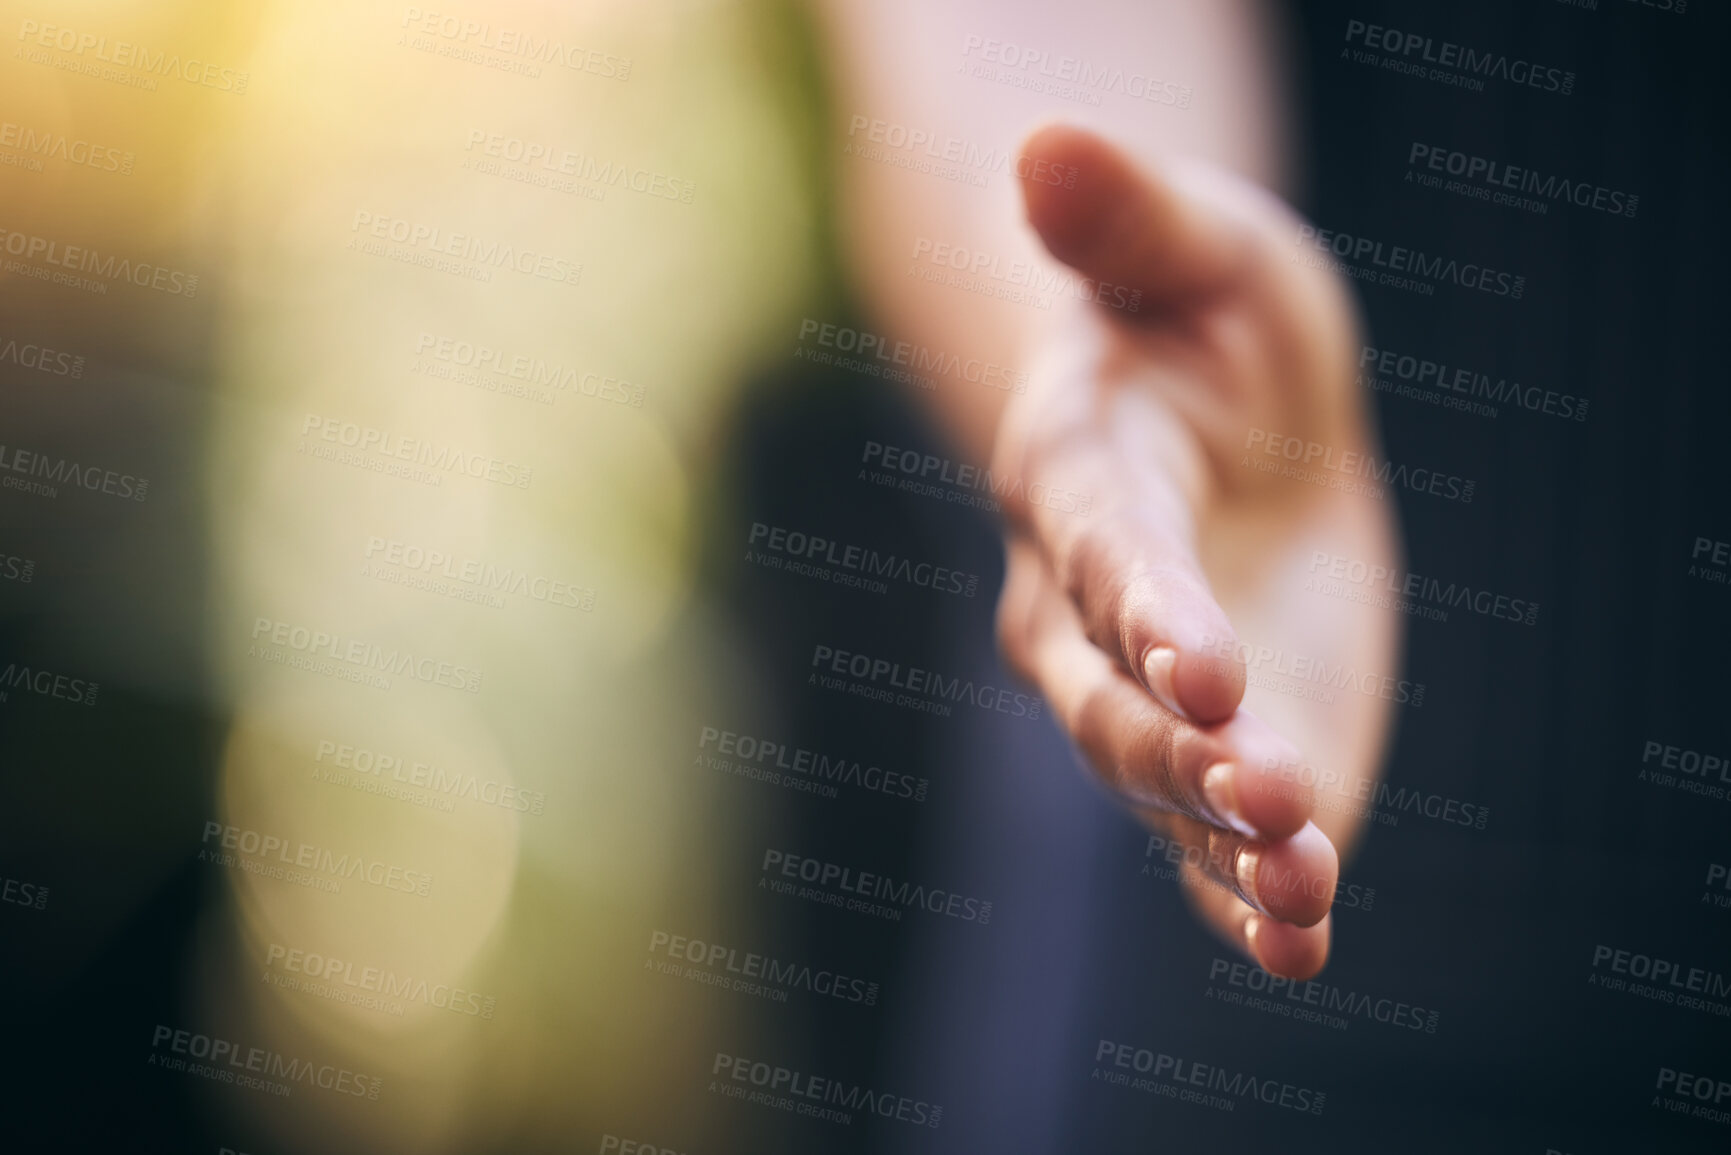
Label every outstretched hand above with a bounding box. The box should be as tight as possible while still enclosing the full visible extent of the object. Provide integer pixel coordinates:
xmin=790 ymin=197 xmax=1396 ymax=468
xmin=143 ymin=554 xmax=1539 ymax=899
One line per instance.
xmin=992 ymin=125 xmax=1402 ymax=979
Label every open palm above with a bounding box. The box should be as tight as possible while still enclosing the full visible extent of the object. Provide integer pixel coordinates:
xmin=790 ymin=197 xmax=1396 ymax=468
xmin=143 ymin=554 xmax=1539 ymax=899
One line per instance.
xmin=991 ymin=125 xmax=1403 ymax=979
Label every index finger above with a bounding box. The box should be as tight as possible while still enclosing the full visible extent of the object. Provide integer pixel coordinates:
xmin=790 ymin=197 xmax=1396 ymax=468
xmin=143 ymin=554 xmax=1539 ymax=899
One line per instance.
xmin=999 ymin=538 xmax=1313 ymax=839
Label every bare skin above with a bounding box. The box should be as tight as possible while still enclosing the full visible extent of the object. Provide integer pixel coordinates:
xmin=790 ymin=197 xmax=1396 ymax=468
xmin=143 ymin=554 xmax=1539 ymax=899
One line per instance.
xmin=820 ymin=2 xmax=1402 ymax=978
xmin=991 ymin=126 xmax=1400 ymax=978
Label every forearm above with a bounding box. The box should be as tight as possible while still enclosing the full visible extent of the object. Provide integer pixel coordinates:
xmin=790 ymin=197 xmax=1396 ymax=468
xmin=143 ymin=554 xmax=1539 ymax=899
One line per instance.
xmin=814 ymin=0 xmax=1294 ymax=463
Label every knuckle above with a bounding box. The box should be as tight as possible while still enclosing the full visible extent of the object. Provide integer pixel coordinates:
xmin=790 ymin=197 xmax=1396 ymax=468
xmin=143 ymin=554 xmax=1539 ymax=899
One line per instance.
xmin=1121 ymin=712 xmax=1199 ymax=819
xmin=1056 ymin=519 xmax=1119 ymax=602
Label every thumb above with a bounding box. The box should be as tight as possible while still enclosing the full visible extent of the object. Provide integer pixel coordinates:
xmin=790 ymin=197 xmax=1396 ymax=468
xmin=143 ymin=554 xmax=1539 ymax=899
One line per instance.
xmin=1017 ymin=123 xmax=1254 ymax=314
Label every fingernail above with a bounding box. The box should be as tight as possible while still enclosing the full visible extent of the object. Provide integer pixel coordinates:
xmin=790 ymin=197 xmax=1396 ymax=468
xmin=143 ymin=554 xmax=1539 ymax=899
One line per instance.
xmin=1202 ymin=762 xmax=1256 ymax=836
xmin=1233 ymin=842 xmax=1267 ymax=915
xmin=1244 ymin=912 xmax=1265 ymax=954
xmin=1142 ymin=646 xmax=1188 ymax=719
